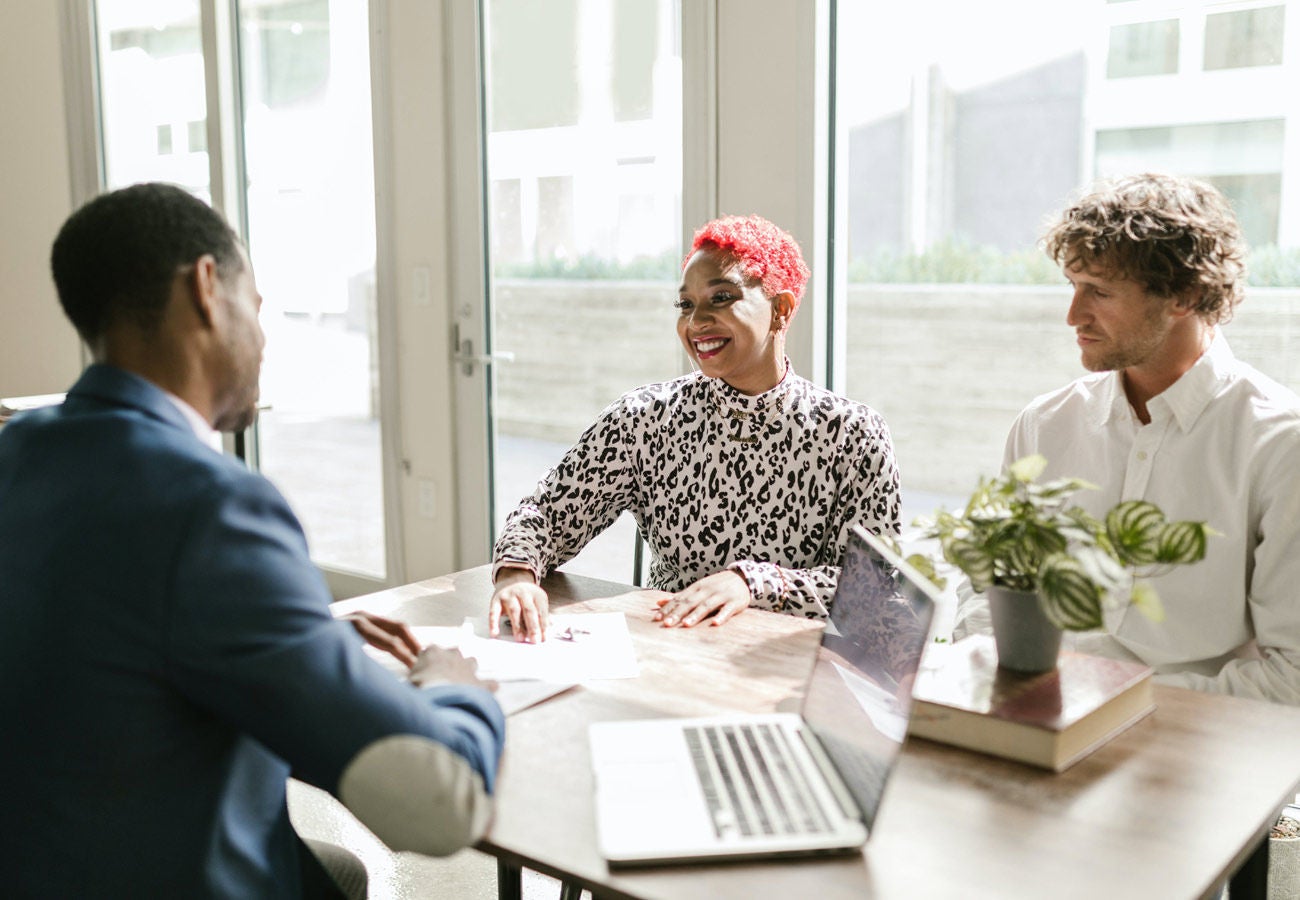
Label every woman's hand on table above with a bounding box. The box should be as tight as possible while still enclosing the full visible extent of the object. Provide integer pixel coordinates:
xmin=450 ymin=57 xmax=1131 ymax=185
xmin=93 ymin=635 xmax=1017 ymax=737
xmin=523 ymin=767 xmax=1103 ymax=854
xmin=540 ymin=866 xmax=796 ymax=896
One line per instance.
xmin=653 ymin=570 xmax=750 ymax=628
xmin=341 ymin=610 xmax=422 ymax=668
xmin=489 ymin=567 xmax=550 ymax=643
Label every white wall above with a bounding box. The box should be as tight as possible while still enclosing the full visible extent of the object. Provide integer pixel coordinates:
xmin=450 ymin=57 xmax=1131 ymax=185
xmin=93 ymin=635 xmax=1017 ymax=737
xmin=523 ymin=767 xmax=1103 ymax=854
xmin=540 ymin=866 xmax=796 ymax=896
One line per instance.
xmin=370 ymin=0 xmax=462 ymax=577
xmin=0 ymin=3 xmax=83 ymax=398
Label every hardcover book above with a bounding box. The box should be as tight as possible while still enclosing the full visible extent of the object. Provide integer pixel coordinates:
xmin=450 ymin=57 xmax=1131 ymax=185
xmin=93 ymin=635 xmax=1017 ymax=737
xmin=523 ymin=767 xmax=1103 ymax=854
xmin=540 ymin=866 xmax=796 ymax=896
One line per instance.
xmin=908 ymin=635 xmax=1155 ymax=772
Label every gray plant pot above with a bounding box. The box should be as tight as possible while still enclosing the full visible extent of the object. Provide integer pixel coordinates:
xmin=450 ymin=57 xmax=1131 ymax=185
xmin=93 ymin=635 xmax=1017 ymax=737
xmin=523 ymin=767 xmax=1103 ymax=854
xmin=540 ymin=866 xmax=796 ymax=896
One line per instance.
xmin=1270 ymin=822 xmax=1300 ymax=900
xmin=987 ymin=585 xmax=1063 ymax=673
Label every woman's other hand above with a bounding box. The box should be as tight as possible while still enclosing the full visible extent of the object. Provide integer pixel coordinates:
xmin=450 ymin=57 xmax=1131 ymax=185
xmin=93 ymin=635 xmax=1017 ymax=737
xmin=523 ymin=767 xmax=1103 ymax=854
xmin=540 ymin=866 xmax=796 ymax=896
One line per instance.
xmin=489 ymin=567 xmax=550 ymax=642
xmin=341 ymin=610 xmax=422 ymax=668
xmin=654 ymin=570 xmax=751 ymax=628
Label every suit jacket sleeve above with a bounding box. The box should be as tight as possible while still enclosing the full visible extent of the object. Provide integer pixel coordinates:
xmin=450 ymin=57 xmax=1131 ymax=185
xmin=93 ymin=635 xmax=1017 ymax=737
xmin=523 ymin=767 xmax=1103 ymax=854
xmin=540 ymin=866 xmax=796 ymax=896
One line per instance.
xmin=165 ymin=469 xmax=505 ymax=854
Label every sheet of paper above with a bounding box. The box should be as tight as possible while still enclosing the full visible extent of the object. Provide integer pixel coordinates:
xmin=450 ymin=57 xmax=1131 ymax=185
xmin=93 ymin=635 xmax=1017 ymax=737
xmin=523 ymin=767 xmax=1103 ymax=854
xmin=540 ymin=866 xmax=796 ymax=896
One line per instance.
xmin=460 ymin=612 xmax=640 ymax=683
xmin=360 ymin=623 xmax=581 ymax=715
xmin=493 ymin=681 xmax=578 ymax=716
xmin=361 ymin=613 xmax=640 ymax=683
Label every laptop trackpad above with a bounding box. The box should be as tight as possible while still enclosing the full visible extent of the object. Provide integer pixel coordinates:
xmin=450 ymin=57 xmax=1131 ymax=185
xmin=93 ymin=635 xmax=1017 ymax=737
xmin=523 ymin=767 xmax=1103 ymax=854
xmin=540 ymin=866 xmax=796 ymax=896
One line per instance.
xmin=593 ymin=758 xmax=720 ymax=847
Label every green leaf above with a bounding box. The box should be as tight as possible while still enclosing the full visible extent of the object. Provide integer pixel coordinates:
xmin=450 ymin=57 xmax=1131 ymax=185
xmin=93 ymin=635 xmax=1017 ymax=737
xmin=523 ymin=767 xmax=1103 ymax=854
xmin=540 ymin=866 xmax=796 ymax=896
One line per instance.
xmin=1130 ymin=581 xmax=1165 ymax=623
xmin=1022 ymin=521 xmax=1069 ymax=558
xmin=1071 ymin=544 xmax=1128 ymax=592
xmin=943 ymin=537 xmax=994 ymax=591
xmin=1037 ymin=555 xmax=1104 ymax=630
xmin=1007 ymin=454 xmax=1048 ymax=483
xmin=904 ymin=553 xmax=948 ymax=590
xmin=919 ymin=455 xmax=1215 ymax=632
xmin=1105 ymin=500 xmax=1165 ymax=565
xmin=1001 ymin=542 xmax=1042 ymax=581
xmin=1154 ymin=521 xmax=1210 ymax=565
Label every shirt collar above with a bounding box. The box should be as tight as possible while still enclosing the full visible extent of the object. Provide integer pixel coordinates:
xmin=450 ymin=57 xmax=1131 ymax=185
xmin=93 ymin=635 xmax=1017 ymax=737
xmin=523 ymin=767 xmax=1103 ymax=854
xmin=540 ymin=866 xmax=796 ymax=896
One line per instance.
xmin=705 ymin=358 xmax=796 ymax=413
xmin=1090 ymin=330 xmax=1234 ymax=432
xmin=163 ymin=392 xmax=224 ymax=452
xmin=1089 ymin=371 xmax=1132 ymax=430
xmin=1146 ymin=330 xmax=1234 ymax=431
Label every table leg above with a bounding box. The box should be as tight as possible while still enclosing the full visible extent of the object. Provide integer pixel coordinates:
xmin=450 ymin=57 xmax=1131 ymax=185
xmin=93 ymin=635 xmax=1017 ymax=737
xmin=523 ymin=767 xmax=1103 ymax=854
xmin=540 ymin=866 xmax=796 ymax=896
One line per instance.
xmin=1227 ymin=835 xmax=1268 ymax=900
xmin=497 ymin=859 xmax=522 ymax=900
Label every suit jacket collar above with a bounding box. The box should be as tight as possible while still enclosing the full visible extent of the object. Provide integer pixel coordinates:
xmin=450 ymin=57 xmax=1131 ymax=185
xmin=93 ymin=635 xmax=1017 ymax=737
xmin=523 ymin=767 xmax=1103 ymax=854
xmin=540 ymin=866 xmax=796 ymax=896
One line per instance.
xmin=67 ymin=364 xmax=198 ymax=440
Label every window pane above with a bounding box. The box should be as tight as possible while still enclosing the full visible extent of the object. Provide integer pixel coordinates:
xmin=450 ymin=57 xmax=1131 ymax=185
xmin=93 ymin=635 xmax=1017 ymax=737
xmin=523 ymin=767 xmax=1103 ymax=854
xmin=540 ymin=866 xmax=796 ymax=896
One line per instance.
xmin=488 ymin=0 xmax=581 ymax=131
xmin=836 ymin=0 xmax=1300 ymax=521
xmin=1204 ymin=6 xmax=1286 ymax=70
xmin=1096 ymin=119 xmax=1285 ymax=248
xmin=240 ymin=0 xmax=386 ymax=578
xmin=1107 ymin=19 xmax=1180 ymax=78
xmin=96 ymin=0 xmax=209 ymax=197
xmin=486 ymin=0 xmax=682 ymax=582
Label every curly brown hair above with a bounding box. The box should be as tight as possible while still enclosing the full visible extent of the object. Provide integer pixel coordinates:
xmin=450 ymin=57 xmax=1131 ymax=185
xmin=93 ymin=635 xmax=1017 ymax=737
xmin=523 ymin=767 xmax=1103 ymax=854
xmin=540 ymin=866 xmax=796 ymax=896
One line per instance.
xmin=1043 ymin=173 xmax=1247 ymax=324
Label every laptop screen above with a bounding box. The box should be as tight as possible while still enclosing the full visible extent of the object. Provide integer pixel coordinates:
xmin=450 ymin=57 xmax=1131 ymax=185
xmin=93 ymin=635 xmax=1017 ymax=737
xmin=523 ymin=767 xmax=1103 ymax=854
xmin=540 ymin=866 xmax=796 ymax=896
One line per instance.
xmin=799 ymin=527 xmax=936 ymax=829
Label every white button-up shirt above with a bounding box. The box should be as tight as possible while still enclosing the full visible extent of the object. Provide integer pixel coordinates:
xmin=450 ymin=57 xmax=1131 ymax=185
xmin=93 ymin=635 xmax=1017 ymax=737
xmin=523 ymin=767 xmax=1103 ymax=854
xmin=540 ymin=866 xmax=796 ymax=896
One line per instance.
xmin=164 ymin=391 xmax=224 ymax=452
xmin=959 ymin=333 xmax=1300 ymax=703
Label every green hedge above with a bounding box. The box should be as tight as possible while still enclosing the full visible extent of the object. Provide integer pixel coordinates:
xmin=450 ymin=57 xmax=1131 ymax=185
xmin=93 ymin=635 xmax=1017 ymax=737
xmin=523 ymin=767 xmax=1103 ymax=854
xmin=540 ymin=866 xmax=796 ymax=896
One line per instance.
xmin=1247 ymin=245 xmax=1300 ymax=287
xmin=491 ymin=241 xmax=1300 ymax=287
xmin=848 ymin=239 xmax=1060 ymax=285
xmin=494 ymin=249 xmax=678 ymax=281
xmin=848 ymin=239 xmax=1300 ymax=287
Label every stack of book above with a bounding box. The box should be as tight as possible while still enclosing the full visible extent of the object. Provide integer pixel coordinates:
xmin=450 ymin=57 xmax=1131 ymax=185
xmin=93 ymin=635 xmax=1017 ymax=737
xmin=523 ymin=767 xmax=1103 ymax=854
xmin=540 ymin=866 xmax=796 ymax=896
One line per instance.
xmin=908 ymin=635 xmax=1155 ymax=772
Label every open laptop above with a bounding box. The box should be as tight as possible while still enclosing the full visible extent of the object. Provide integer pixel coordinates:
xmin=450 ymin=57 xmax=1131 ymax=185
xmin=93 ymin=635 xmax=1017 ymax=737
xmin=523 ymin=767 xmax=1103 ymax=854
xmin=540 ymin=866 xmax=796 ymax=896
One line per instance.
xmin=588 ymin=526 xmax=939 ymax=866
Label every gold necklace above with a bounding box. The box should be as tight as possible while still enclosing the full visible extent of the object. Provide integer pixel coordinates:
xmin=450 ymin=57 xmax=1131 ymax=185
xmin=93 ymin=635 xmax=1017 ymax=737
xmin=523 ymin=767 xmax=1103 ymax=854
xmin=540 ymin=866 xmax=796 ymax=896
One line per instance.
xmin=715 ymin=391 xmax=786 ymax=444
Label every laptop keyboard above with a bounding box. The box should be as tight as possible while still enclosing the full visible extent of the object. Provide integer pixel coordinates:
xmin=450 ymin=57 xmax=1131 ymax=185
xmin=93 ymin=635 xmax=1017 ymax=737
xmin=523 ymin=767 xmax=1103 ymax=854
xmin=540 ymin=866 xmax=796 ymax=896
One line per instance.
xmin=683 ymin=722 xmax=836 ymax=839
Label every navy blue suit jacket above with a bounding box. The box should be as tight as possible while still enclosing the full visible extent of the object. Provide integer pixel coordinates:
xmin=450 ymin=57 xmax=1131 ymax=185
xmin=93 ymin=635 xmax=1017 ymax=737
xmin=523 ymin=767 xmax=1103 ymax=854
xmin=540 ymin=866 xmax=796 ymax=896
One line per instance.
xmin=0 ymin=365 xmax=504 ymax=897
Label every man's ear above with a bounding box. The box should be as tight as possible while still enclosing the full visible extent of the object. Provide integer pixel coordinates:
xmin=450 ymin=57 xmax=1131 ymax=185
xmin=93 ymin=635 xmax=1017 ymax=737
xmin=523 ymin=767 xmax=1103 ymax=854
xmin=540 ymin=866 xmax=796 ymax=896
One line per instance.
xmin=1168 ymin=289 xmax=1201 ymax=319
xmin=188 ymin=254 xmax=221 ymax=328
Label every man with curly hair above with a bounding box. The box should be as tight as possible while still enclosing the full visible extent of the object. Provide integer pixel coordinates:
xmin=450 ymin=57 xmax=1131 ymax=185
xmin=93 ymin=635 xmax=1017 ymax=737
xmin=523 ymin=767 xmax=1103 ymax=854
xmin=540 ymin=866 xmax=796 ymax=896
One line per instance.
xmin=955 ymin=173 xmax=1300 ymax=704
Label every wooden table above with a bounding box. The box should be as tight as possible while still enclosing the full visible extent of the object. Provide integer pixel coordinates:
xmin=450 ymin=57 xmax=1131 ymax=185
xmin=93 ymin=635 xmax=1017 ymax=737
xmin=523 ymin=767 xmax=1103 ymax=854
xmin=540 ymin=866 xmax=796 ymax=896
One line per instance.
xmin=334 ymin=567 xmax=1300 ymax=900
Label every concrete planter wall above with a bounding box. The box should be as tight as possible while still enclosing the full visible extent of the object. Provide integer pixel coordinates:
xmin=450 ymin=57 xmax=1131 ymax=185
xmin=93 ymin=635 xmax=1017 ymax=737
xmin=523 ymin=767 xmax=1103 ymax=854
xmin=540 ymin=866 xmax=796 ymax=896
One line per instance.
xmin=493 ymin=279 xmax=1300 ymax=500
xmin=493 ymin=279 xmax=682 ymax=444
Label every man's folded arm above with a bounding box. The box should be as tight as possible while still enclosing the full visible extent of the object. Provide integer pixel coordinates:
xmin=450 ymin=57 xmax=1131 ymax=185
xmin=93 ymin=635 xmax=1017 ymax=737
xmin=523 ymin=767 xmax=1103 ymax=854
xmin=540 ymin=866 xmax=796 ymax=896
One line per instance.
xmin=338 ymin=685 xmax=505 ymax=854
xmin=168 ymin=474 xmax=506 ymax=853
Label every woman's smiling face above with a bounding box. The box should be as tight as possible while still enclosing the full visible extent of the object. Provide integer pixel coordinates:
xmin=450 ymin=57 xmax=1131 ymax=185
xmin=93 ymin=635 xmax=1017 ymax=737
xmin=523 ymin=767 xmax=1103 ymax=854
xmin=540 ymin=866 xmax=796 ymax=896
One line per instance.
xmin=676 ymin=248 xmax=788 ymax=395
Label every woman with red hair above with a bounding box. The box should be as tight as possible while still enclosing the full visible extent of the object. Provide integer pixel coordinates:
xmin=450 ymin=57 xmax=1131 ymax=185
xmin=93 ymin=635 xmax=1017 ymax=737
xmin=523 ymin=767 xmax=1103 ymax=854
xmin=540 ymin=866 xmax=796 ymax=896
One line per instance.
xmin=490 ymin=215 xmax=900 ymax=641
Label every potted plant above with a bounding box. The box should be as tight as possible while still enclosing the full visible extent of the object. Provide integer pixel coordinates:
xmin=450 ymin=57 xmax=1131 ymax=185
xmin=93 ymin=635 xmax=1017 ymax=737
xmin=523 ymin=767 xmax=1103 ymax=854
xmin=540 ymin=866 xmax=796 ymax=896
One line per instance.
xmin=910 ymin=454 xmax=1215 ymax=672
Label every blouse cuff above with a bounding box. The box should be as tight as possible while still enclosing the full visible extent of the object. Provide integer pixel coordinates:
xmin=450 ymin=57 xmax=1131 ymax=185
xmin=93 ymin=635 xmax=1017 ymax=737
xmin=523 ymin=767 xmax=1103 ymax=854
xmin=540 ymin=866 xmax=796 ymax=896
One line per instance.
xmin=728 ymin=560 xmax=785 ymax=612
xmin=491 ymin=558 xmax=543 ymax=586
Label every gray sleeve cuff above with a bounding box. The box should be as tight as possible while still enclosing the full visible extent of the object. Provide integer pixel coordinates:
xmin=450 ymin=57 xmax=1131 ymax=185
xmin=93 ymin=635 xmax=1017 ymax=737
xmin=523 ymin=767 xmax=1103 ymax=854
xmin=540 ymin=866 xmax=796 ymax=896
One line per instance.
xmin=339 ymin=734 xmax=493 ymax=857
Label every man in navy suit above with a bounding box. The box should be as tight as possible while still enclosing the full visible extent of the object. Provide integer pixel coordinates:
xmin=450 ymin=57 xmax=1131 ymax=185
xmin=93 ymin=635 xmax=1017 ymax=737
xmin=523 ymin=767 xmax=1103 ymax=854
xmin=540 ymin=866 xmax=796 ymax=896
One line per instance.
xmin=0 ymin=183 xmax=505 ymax=898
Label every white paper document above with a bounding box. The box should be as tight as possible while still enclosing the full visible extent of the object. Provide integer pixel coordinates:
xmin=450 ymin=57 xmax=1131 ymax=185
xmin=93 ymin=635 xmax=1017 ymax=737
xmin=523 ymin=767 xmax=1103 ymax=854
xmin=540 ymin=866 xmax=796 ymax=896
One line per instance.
xmin=459 ymin=612 xmax=640 ymax=683
xmin=363 ymin=613 xmax=639 ymax=685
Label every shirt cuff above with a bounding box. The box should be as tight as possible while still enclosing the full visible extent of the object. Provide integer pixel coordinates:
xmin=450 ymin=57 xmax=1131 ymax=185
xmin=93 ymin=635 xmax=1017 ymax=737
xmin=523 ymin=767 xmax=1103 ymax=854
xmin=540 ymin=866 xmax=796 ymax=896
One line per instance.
xmin=491 ymin=558 xmax=542 ymax=585
xmin=728 ymin=560 xmax=782 ymax=611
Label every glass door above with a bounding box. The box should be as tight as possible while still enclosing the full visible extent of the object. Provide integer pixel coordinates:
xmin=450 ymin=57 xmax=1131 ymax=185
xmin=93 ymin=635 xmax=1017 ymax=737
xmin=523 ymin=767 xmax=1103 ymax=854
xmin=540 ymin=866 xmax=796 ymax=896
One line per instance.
xmin=477 ymin=0 xmax=685 ymax=582
xmin=237 ymin=0 xmax=389 ymax=587
xmin=93 ymin=0 xmax=394 ymax=595
xmin=96 ymin=1 xmax=209 ymax=199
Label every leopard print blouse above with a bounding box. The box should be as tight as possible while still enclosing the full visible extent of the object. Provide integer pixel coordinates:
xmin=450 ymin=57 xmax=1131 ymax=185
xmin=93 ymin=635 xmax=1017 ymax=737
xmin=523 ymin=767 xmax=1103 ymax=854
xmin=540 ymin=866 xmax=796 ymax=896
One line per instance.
xmin=492 ymin=366 xmax=901 ymax=620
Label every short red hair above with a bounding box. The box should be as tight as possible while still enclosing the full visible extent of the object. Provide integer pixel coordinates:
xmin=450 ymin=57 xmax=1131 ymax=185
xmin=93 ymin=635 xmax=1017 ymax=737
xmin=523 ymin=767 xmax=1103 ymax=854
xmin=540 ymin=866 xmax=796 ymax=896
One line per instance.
xmin=688 ymin=215 xmax=811 ymax=304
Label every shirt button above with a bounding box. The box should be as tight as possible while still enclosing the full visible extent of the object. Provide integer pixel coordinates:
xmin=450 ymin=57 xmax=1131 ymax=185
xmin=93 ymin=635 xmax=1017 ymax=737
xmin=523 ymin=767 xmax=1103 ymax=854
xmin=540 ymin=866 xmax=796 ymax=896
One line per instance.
xmin=1136 ymin=451 xmax=1148 ymax=461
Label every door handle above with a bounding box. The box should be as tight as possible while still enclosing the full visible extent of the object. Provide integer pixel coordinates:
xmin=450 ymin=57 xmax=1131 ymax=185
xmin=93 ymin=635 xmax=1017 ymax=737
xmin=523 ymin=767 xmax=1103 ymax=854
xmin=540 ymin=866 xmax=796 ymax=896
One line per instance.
xmin=454 ymin=337 xmax=515 ymax=375
xmin=455 ymin=348 xmax=515 ymax=373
